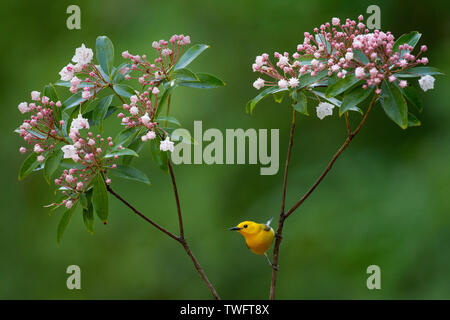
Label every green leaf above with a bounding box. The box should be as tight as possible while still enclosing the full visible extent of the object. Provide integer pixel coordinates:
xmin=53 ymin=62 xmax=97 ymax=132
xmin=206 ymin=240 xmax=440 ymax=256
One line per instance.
xmin=96 ymin=36 xmax=114 ymax=77
xmin=178 ymin=73 xmax=226 ymax=89
xmin=352 ymin=50 xmax=369 ymax=65
xmin=393 ymin=31 xmax=421 ymax=55
xmin=18 ymin=152 xmax=40 ymax=181
xmin=407 ymin=113 xmax=421 ymax=127
xmin=43 ymin=150 xmax=63 ymax=183
xmin=63 ymin=91 xmax=84 ymax=112
xmin=292 ymin=91 xmax=308 ymax=115
xmin=105 ymin=147 xmax=139 ymax=158
xmin=84 ymin=106 xmax=118 ymax=127
xmin=402 ymin=86 xmax=424 ymax=112
xmin=272 ymin=90 xmax=286 ymax=103
xmin=395 ymin=66 xmax=444 ymax=78
xmin=246 ymin=87 xmax=288 ymax=114
xmin=80 ymin=189 xmax=94 ymax=234
xmin=93 ymin=95 xmax=114 ymax=130
xmin=92 ymin=173 xmax=109 ymax=223
xmin=325 ymin=74 xmax=361 ymax=98
xmin=55 ymin=80 xmax=94 ymax=88
xmin=112 ymin=63 xmax=132 ymax=83
xmin=174 ymin=44 xmax=209 ymax=70
xmin=109 ymin=164 xmax=151 ymax=185
xmin=172 ymin=68 xmax=199 ymax=82
xmin=112 ymin=84 xmax=135 ymax=98
xmin=340 ymin=86 xmax=375 ymax=116
xmin=43 ymin=83 xmax=62 ymax=122
xmin=115 ymin=127 xmax=141 ymax=145
xmin=150 ymin=137 xmax=168 ymax=173
xmin=156 ymin=116 xmax=182 ymax=127
xmin=380 ymin=81 xmax=408 ymax=129
xmin=57 ymin=202 xmax=78 ymax=245
xmin=122 ymin=138 xmax=145 ymax=166
xmin=298 ymin=70 xmax=328 ymax=89
xmin=154 ymin=86 xmax=174 ymax=118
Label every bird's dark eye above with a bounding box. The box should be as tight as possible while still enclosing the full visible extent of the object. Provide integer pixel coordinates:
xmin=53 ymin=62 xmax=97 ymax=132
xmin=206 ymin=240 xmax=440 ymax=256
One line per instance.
xmin=244 ymin=224 xmax=248 ymax=228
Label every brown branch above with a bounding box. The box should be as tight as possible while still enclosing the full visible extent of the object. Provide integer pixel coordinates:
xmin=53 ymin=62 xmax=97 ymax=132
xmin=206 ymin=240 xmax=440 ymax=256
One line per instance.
xmin=269 ymin=109 xmax=296 ymax=300
xmin=270 ymin=94 xmax=377 ymax=299
xmin=168 ymin=159 xmax=184 ymax=239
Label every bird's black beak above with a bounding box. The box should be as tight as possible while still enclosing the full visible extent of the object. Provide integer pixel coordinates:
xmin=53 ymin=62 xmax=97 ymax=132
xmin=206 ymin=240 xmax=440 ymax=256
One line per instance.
xmin=229 ymin=226 xmax=241 ymax=231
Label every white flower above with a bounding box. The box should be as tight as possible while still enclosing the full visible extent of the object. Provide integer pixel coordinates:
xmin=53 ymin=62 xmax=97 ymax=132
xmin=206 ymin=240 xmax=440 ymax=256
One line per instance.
xmin=37 ymin=155 xmax=45 ymax=163
xmin=160 ymin=136 xmax=174 ymax=152
xmin=129 ymin=106 xmax=139 ymax=116
xmin=278 ymin=79 xmax=288 ymax=89
xmin=70 ymin=113 xmax=90 ymax=131
xmin=316 ymin=102 xmax=335 ymax=120
xmin=288 ymin=77 xmax=299 ymax=88
xmin=65 ymin=200 xmax=73 ymax=209
xmin=152 ymin=41 xmax=160 ymax=49
xmin=31 ymin=91 xmax=41 ymax=101
xmin=70 ymin=76 xmax=81 ymax=87
xmin=61 ymin=145 xmax=78 ymax=160
xmin=355 ymin=67 xmax=365 ymax=79
xmin=18 ymin=102 xmax=30 ymax=114
xmin=154 ymin=71 xmax=163 ymax=80
xmin=146 ymin=131 xmax=156 ymax=140
xmin=34 ymin=144 xmax=44 ymax=153
xmin=59 ymin=63 xmax=75 ymax=81
xmin=140 ymin=112 xmax=151 ymax=125
xmin=72 ymin=43 xmax=93 ymax=66
xmin=345 ymin=52 xmax=353 ymax=61
xmin=152 ymin=87 xmax=160 ymax=95
xmin=418 ymin=75 xmax=435 ymax=92
xmin=82 ymin=90 xmax=91 ymax=100
xmin=332 ymin=17 xmax=340 ymax=26
xmin=130 ymin=95 xmax=139 ymax=105
xmin=161 ymin=48 xmax=172 ymax=56
xmin=253 ymin=78 xmax=265 ymax=90
xmin=311 ymin=59 xmax=320 ymax=67
xmin=277 ymin=56 xmax=289 ymax=67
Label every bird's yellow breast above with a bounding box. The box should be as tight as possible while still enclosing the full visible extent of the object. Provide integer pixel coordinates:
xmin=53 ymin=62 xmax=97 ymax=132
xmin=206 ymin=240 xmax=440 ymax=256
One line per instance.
xmin=243 ymin=226 xmax=275 ymax=255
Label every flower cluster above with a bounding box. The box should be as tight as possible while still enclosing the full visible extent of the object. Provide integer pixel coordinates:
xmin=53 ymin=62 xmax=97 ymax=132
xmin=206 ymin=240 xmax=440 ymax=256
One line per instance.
xmin=251 ymin=15 xmax=436 ymax=119
xmin=121 ymin=34 xmax=191 ymax=87
xmin=58 ymin=43 xmax=109 ymax=101
xmin=17 ymin=91 xmax=65 ymax=162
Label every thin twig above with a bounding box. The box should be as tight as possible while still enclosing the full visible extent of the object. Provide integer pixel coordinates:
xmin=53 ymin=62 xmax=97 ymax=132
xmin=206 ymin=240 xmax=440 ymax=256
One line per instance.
xmin=167 ymin=159 xmax=184 ymax=239
xmin=270 ymin=109 xmax=296 ymax=300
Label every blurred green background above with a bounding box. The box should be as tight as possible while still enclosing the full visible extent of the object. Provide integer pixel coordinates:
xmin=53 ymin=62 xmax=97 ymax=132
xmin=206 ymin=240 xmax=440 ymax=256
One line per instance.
xmin=1 ymin=0 xmax=449 ymax=299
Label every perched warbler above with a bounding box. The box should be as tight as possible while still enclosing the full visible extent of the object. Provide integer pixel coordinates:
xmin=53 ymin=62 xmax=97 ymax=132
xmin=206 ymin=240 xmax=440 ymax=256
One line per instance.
xmin=229 ymin=218 xmax=277 ymax=269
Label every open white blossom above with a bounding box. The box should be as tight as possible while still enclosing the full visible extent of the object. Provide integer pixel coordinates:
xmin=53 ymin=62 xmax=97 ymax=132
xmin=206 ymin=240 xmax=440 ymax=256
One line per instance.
xmin=418 ymin=75 xmax=435 ymax=92
xmin=70 ymin=113 xmax=90 ymax=131
xmin=160 ymin=136 xmax=174 ymax=152
xmin=61 ymin=145 xmax=78 ymax=160
xmin=316 ymin=102 xmax=335 ymax=120
xmin=278 ymin=79 xmax=288 ymax=89
xmin=253 ymin=78 xmax=265 ymax=90
xmin=72 ymin=43 xmax=93 ymax=67
xmin=18 ymin=102 xmax=30 ymax=114
xmin=59 ymin=63 xmax=75 ymax=81
xmin=140 ymin=112 xmax=151 ymax=125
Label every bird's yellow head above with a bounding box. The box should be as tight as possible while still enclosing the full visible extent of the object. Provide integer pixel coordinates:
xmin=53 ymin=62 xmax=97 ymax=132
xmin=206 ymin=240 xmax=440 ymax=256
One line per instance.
xmin=229 ymin=221 xmax=261 ymax=236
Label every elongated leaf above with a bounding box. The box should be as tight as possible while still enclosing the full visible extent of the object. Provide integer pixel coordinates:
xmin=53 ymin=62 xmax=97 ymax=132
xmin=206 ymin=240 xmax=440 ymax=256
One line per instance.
xmin=272 ymin=90 xmax=286 ymax=104
xmin=92 ymin=173 xmax=108 ymax=223
xmin=112 ymin=84 xmax=135 ymax=98
xmin=122 ymin=138 xmax=145 ymax=166
xmin=246 ymin=86 xmax=288 ymax=114
xmin=96 ymin=36 xmax=114 ymax=76
xmin=93 ymin=95 xmax=114 ymax=129
xmin=84 ymin=106 xmax=118 ymax=126
xmin=109 ymin=164 xmax=150 ymax=185
xmin=154 ymin=86 xmax=174 ymax=118
xmin=408 ymin=113 xmax=421 ymax=127
xmin=63 ymin=91 xmax=84 ymax=112
xmin=352 ymin=50 xmax=369 ymax=65
xmin=55 ymin=80 xmax=94 ymax=88
xmin=298 ymin=70 xmax=328 ymax=89
xmin=172 ymin=68 xmax=199 ymax=82
xmin=340 ymin=86 xmax=375 ymax=116
xmin=150 ymin=137 xmax=168 ymax=173
xmin=81 ymin=189 xmax=94 ymax=234
xmin=18 ymin=152 xmax=40 ymax=181
xmin=325 ymin=74 xmax=361 ymax=98
xmin=292 ymin=91 xmax=308 ymax=115
xmin=393 ymin=31 xmax=421 ymax=54
xmin=174 ymin=44 xmax=209 ymax=70
xmin=380 ymin=81 xmax=408 ymax=129
xmin=403 ymin=86 xmax=423 ymax=112
xmin=156 ymin=116 xmax=181 ymax=127
xmin=105 ymin=147 xmax=139 ymax=158
xmin=395 ymin=66 xmax=443 ymax=78
xmin=178 ymin=73 xmax=225 ymax=89
xmin=115 ymin=127 xmax=141 ymax=145
xmin=57 ymin=203 xmax=78 ymax=245
xmin=43 ymin=150 xmax=63 ymax=183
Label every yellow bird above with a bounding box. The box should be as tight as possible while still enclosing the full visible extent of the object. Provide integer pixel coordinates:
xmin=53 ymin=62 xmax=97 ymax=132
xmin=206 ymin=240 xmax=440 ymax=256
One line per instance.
xmin=230 ymin=218 xmax=277 ymax=269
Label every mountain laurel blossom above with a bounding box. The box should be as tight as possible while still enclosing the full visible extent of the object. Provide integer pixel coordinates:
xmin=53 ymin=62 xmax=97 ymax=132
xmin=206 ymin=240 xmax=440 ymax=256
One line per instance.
xmin=316 ymin=102 xmax=335 ymax=120
xmin=418 ymin=75 xmax=435 ymax=91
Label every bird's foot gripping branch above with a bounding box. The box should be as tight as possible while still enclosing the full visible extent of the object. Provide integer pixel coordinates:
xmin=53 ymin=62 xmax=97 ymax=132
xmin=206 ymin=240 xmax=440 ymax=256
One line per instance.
xmin=16 ymin=34 xmax=224 ymax=299
xmin=247 ymin=14 xmax=442 ymax=299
